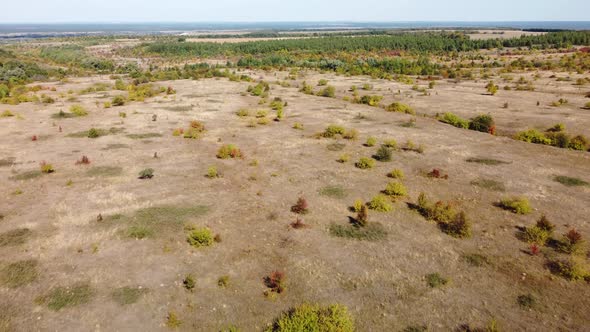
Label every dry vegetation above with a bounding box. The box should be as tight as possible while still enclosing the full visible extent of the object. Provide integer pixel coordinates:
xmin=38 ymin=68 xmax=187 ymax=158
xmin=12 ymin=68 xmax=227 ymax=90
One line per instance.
xmin=0 ymin=30 xmax=590 ymax=331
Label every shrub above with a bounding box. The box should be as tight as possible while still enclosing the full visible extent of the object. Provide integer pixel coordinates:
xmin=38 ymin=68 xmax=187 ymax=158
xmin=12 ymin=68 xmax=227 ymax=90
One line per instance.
xmin=385 ymin=102 xmax=415 ymax=114
xmin=138 ymin=168 xmax=154 ymax=179
xmin=322 ymin=125 xmax=345 ymax=138
xmin=247 ymin=81 xmax=270 ymax=96
xmin=486 ymin=81 xmax=499 ymax=95
xmin=70 ymin=105 xmax=88 ymax=117
xmin=264 ymin=271 xmax=286 ymax=294
xmin=218 ymin=276 xmax=230 ymax=287
xmin=40 ymin=162 xmax=55 ymax=174
xmin=440 ymin=212 xmax=472 ymax=238
xmin=569 ymin=135 xmax=588 ymax=150
xmin=425 ymin=273 xmax=449 ymax=288
xmin=317 ymin=79 xmax=328 ymax=86
xmin=356 ymin=205 xmax=369 ymax=227
xmin=584 ymin=102 xmax=590 ymax=109
xmin=291 ymin=197 xmax=309 ymax=214
xmin=317 ymin=86 xmax=335 ymax=98
xmin=383 ymin=181 xmax=407 ymax=197
xmin=187 ymin=228 xmax=214 ymax=248
xmin=536 ymin=215 xmax=555 ymax=232
xmin=364 ymin=137 xmax=377 ymax=147
xmin=292 ymin=122 xmax=303 ymax=130
xmin=112 ymin=95 xmax=125 ymax=106
xmin=337 ymin=154 xmax=350 ymax=163
xmin=183 ymin=274 xmax=196 ymax=291
xmin=368 ymin=195 xmax=392 ymax=212
xmin=290 ymin=217 xmax=308 ymax=229
xmin=469 ymin=114 xmax=495 ymax=135
xmin=217 ymin=144 xmax=242 ymax=159
xmin=522 ymin=226 xmax=550 ymax=245
xmin=499 ymin=197 xmax=532 ymax=214
xmin=342 ymin=129 xmax=358 ymax=140
xmin=266 ymin=303 xmax=354 ymax=332
xmin=382 ymin=139 xmax=397 ymax=149
xmin=440 ymin=112 xmax=469 ymax=129
xmin=1 ymin=110 xmax=14 ymax=117
xmin=517 ymin=294 xmax=536 ymax=309
xmin=256 ymin=110 xmax=268 ymax=118
xmin=87 ymin=128 xmax=100 ymax=138
xmin=206 ymin=166 xmax=219 ymax=178
xmin=166 ymin=312 xmax=182 ymax=328
xmin=373 ymin=145 xmax=392 ymax=162
xmin=236 ymin=109 xmax=249 ymax=117
xmin=557 ymin=228 xmax=585 ymax=254
xmin=358 ymin=95 xmax=383 ymax=106
xmin=352 ymin=199 xmax=364 ymax=213
xmin=75 ymin=155 xmax=90 ymax=165
xmin=515 ymin=129 xmax=551 ymax=145
xmin=427 ymin=169 xmax=448 ymax=179
xmin=387 ymin=169 xmax=404 ymax=179
xmin=355 ymin=157 xmax=375 ymax=169
xmin=547 ymin=258 xmax=588 ymax=281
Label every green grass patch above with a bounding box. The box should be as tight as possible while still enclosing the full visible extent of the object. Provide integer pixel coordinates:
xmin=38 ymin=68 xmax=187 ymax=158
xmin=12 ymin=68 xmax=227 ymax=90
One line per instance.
xmin=163 ymin=105 xmax=193 ymax=112
xmin=86 ymin=166 xmax=123 ymax=177
xmin=67 ymin=127 xmax=124 ymax=138
xmin=466 ymin=157 xmax=509 ymax=166
xmin=329 ymin=223 xmax=387 ymax=241
xmin=327 ymin=143 xmax=346 ymax=151
xmin=0 ymin=259 xmax=38 ymax=288
xmin=109 ymin=205 xmax=210 ymax=239
xmin=554 ymin=175 xmax=589 ymax=187
xmin=10 ymin=170 xmax=42 ymax=181
xmin=425 ymin=273 xmax=449 ymax=288
xmin=36 ymin=282 xmax=94 ymax=311
xmin=101 ymin=143 xmax=130 ymax=150
xmin=126 ymin=133 xmax=163 ymax=140
xmin=0 ymin=228 xmax=31 ymax=247
xmin=462 ymin=253 xmax=491 ymax=267
xmin=111 ymin=286 xmax=148 ymax=305
xmin=470 ymin=178 xmax=505 ymax=192
xmin=319 ymin=185 xmax=347 ymax=199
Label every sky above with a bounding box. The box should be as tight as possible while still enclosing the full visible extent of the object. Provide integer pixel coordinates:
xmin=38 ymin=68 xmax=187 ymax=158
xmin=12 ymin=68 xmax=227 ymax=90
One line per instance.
xmin=0 ymin=0 xmax=588 ymax=23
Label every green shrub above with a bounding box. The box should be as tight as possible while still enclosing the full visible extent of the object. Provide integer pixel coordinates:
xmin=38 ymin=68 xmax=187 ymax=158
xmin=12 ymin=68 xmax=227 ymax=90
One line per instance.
xmin=292 ymin=122 xmax=303 ymax=130
xmin=218 ymin=275 xmax=230 ymax=287
xmin=383 ymin=181 xmax=407 ymax=197
xmin=517 ymin=294 xmax=536 ymax=309
xmin=440 ymin=112 xmax=469 ymax=129
xmin=217 ymin=144 xmax=242 ymax=159
xmin=337 ymin=154 xmax=350 ymax=163
xmin=342 ymin=129 xmax=358 ymax=140
xmin=87 ymin=128 xmax=100 ymax=138
xmin=40 ymin=162 xmax=55 ymax=174
xmin=547 ymin=258 xmax=588 ymax=281
xmin=426 ymin=273 xmax=449 ymax=288
xmin=183 ymin=274 xmax=196 ymax=291
xmin=439 ymin=212 xmax=472 ymax=238
xmin=317 ymin=79 xmax=328 ymax=86
xmin=355 ymin=157 xmax=375 ymax=169
xmin=387 ymin=169 xmax=404 ymax=179
xmin=266 ymin=303 xmax=354 ymax=332
xmin=352 ymin=199 xmax=364 ymax=213
xmin=365 ymin=137 xmax=377 ymax=147
xmin=499 ymin=197 xmax=532 ymax=214
xmin=322 ymin=125 xmax=345 ymax=138
xmin=368 ymin=194 xmax=392 ymax=212
xmin=515 ymin=129 xmax=551 ymax=145
xmin=386 ymin=102 xmax=415 ymax=114
xmin=70 ymin=105 xmax=88 ymax=117
xmin=236 ymin=109 xmax=249 ymax=117
xmin=187 ymin=228 xmax=214 ymax=248
xmin=138 ymin=168 xmax=154 ymax=179
xmin=383 ymin=139 xmax=397 ymax=149
xmin=522 ymin=226 xmax=550 ymax=245
xmin=206 ymin=166 xmax=219 ymax=178
xmin=568 ymin=135 xmax=588 ymax=150
xmin=112 ymin=95 xmax=125 ymax=106
xmin=358 ymin=95 xmax=383 ymax=106
xmin=317 ymin=86 xmax=335 ymax=98
xmin=373 ymin=145 xmax=392 ymax=162
xmin=557 ymin=229 xmax=586 ymax=254
xmin=469 ymin=114 xmax=495 ymax=134
xmin=247 ymin=81 xmax=270 ymax=96
xmin=1 ymin=110 xmax=14 ymax=117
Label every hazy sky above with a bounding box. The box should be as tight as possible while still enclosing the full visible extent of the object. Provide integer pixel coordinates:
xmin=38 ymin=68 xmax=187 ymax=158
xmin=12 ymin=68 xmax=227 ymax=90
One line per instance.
xmin=0 ymin=0 xmax=588 ymax=23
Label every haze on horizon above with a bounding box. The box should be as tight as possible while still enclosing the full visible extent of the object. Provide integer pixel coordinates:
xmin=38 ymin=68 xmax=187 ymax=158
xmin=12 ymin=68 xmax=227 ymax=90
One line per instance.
xmin=0 ymin=0 xmax=588 ymax=24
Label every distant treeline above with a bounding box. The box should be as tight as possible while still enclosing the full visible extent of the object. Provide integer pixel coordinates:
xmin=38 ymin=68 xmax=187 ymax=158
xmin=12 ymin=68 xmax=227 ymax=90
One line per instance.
xmin=145 ymin=31 xmax=590 ymax=58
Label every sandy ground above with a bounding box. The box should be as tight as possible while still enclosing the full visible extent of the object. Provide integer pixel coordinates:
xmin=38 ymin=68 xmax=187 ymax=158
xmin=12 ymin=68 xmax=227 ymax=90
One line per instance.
xmin=0 ymin=70 xmax=589 ymax=331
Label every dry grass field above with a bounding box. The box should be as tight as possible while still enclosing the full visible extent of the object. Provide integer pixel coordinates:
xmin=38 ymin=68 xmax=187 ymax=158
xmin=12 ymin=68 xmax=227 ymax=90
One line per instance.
xmin=1 ymin=30 xmax=590 ymax=331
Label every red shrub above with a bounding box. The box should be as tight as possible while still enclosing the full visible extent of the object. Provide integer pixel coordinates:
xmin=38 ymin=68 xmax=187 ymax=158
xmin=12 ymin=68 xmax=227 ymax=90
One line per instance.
xmin=31 ymin=135 xmax=38 ymax=141
xmin=291 ymin=197 xmax=309 ymax=214
xmin=75 ymin=155 xmax=91 ymax=165
xmin=264 ymin=271 xmax=286 ymax=293
xmin=530 ymin=244 xmax=540 ymax=256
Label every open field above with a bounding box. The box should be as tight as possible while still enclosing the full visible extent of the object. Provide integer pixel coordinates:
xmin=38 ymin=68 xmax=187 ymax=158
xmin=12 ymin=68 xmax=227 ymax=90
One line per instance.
xmin=1 ymin=30 xmax=590 ymax=331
